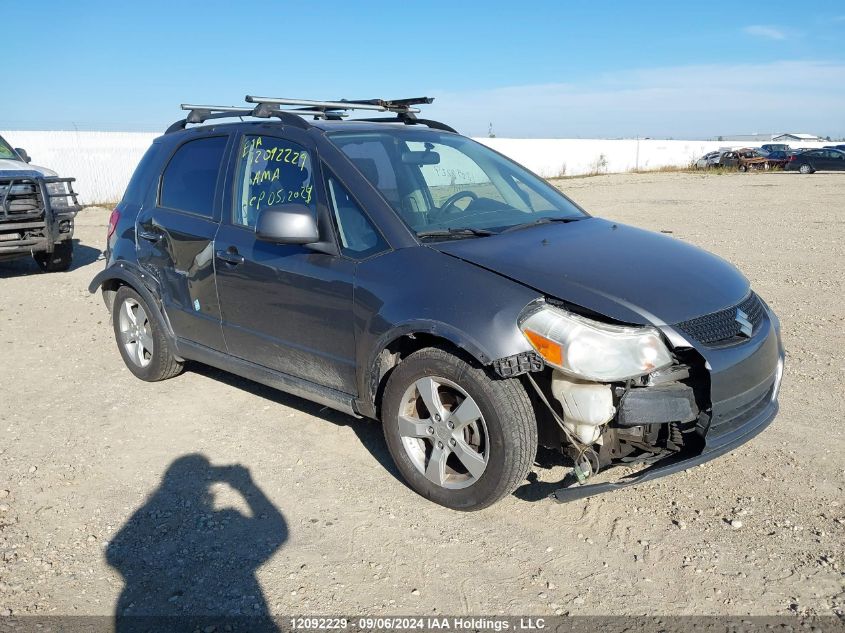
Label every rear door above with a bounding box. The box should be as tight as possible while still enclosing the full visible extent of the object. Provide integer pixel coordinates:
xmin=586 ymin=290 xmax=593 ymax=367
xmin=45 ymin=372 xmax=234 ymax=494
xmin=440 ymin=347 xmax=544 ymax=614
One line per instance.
xmin=136 ymin=133 xmax=231 ymax=351
xmin=214 ymin=130 xmax=360 ymax=393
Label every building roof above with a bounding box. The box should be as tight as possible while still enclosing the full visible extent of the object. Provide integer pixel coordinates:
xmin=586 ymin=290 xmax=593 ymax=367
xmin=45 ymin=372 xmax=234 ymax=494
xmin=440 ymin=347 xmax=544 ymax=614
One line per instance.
xmin=772 ymin=133 xmax=824 ymax=141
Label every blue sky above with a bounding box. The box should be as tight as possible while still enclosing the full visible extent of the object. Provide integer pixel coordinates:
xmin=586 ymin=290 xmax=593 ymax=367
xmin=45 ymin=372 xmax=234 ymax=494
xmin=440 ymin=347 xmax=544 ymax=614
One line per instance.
xmin=3 ymin=0 xmax=844 ymax=138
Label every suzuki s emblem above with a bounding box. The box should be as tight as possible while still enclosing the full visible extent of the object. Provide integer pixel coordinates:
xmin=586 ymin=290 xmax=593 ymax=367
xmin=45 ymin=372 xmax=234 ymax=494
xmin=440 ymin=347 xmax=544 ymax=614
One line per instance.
xmin=735 ymin=308 xmax=753 ymax=337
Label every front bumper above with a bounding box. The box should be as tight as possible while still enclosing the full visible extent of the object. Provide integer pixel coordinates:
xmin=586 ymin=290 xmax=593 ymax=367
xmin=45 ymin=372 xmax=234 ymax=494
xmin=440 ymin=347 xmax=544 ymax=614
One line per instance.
xmin=0 ymin=174 xmax=80 ymax=258
xmin=553 ymin=305 xmax=784 ymax=503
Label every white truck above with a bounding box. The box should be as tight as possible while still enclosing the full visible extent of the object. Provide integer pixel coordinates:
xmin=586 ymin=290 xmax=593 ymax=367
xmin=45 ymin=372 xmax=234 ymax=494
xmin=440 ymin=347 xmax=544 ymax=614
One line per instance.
xmin=0 ymin=134 xmax=80 ymax=271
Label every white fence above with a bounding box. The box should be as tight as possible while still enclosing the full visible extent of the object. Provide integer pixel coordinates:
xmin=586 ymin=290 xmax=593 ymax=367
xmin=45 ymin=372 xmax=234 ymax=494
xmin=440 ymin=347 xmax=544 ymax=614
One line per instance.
xmin=1 ymin=131 xmax=158 ymax=205
xmin=1 ymin=130 xmax=834 ymax=205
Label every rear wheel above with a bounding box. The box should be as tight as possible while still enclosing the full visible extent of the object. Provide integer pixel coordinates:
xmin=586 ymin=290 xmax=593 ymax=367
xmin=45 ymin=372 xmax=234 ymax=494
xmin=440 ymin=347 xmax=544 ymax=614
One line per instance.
xmin=33 ymin=241 xmax=72 ymax=272
xmin=799 ymin=163 xmax=814 ymax=174
xmin=738 ymin=164 xmax=748 ymax=172
xmin=381 ymin=348 xmax=537 ymax=510
xmin=112 ymin=286 xmax=183 ymax=382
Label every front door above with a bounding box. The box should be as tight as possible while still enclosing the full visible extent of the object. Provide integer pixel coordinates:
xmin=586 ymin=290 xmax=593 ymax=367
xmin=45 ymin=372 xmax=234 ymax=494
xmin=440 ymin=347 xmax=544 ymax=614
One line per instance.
xmin=214 ymin=131 xmax=358 ymax=394
xmin=136 ymin=134 xmax=230 ymax=351
xmin=826 ymin=150 xmax=845 ymax=171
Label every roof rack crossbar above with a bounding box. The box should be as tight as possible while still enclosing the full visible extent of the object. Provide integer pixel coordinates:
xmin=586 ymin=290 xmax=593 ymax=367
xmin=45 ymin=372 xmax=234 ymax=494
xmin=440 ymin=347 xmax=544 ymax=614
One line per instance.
xmin=179 ymin=104 xmax=254 ymax=125
xmin=166 ymin=96 xmax=443 ymax=134
xmin=166 ymin=103 xmax=314 ymax=134
xmin=245 ymin=95 xmax=433 ymax=115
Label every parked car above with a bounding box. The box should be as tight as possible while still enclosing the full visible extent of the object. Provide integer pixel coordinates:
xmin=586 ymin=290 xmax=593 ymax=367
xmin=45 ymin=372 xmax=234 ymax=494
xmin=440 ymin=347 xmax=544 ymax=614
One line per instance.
xmin=760 ymin=143 xmax=790 ymax=153
xmin=90 ymin=96 xmax=784 ymax=510
xmin=0 ymin=134 xmax=81 ymax=271
xmin=823 ymin=144 xmax=845 ymax=151
xmin=720 ymin=148 xmax=778 ymax=172
xmin=762 ymin=150 xmax=790 ymax=169
xmin=694 ymin=151 xmax=721 ymax=169
xmin=785 ymin=148 xmax=845 ymax=174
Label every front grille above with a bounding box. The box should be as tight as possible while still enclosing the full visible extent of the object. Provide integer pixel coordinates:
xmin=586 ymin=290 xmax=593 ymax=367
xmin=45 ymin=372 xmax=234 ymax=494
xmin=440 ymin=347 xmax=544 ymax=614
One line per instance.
xmin=676 ymin=293 xmax=765 ymax=346
xmin=0 ymin=178 xmax=44 ymax=221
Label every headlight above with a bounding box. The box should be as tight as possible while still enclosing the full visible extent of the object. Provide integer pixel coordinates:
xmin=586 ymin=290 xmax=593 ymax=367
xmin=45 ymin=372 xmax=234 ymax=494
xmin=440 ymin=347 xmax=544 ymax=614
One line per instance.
xmin=45 ymin=181 xmax=69 ymax=207
xmin=519 ymin=303 xmax=673 ymax=382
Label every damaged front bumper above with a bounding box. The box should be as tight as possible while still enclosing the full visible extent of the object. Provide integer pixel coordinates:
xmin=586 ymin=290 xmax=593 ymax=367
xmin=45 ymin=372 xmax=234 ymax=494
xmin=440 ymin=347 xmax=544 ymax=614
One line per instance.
xmin=552 ymin=383 xmax=779 ymax=502
xmin=551 ymin=303 xmax=785 ymax=503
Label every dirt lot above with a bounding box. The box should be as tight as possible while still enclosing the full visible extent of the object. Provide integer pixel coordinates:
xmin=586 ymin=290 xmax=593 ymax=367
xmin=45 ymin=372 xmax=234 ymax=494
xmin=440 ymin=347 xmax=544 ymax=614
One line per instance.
xmin=1 ymin=171 xmax=843 ymax=618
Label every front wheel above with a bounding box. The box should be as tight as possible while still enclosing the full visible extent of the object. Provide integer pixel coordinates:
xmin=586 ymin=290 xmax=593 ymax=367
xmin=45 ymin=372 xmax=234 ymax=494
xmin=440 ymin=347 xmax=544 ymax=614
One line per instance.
xmin=33 ymin=241 xmax=72 ymax=272
xmin=738 ymin=164 xmax=748 ymax=172
xmin=381 ymin=348 xmax=537 ymax=510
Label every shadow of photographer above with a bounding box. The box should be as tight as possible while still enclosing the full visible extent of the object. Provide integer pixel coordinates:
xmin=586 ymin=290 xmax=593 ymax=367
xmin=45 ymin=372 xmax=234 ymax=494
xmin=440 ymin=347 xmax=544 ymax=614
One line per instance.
xmin=106 ymin=454 xmax=286 ymax=632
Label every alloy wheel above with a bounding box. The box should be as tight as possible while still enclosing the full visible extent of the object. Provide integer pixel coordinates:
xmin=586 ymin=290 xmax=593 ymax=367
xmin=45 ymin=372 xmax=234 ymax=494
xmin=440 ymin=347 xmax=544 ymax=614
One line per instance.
xmin=118 ymin=298 xmax=154 ymax=368
xmin=397 ymin=376 xmax=489 ymax=490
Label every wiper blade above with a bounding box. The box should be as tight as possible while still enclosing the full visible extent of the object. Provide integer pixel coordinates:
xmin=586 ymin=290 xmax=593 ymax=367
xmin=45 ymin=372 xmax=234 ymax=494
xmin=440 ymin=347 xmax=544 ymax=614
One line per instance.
xmin=500 ymin=216 xmax=584 ymax=233
xmin=416 ymin=227 xmax=495 ymax=239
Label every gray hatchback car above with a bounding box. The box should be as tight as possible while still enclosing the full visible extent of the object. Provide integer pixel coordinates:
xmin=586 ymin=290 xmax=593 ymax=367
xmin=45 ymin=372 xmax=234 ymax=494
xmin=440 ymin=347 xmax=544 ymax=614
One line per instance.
xmin=91 ymin=96 xmax=784 ymax=510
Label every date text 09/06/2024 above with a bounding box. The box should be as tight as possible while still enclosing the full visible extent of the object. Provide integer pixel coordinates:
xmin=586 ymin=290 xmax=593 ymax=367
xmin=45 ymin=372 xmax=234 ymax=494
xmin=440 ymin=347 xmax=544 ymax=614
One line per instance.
xmin=289 ymin=616 xmax=549 ymax=631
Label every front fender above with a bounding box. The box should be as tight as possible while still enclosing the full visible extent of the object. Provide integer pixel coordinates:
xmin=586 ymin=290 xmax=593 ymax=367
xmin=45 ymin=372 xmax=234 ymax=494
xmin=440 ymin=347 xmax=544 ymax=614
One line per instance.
xmin=356 ymin=319 xmax=505 ymax=419
xmin=352 ymin=247 xmax=541 ymax=418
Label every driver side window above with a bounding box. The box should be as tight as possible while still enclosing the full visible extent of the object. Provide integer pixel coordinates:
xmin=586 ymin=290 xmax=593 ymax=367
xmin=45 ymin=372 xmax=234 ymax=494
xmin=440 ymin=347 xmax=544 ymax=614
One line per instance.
xmin=326 ymin=174 xmax=387 ymax=258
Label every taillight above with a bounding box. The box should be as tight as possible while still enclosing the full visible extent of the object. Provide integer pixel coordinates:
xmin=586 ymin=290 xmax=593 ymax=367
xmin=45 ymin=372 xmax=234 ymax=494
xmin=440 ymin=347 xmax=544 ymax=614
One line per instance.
xmin=788 ymin=155 xmax=797 ymax=161
xmin=107 ymin=208 xmax=120 ymax=240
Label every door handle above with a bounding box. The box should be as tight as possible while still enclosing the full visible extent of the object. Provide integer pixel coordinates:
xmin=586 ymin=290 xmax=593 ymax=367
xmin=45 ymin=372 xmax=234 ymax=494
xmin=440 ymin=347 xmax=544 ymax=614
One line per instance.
xmin=216 ymin=249 xmax=245 ymax=265
xmin=138 ymin=228 xmax=161 ymax=242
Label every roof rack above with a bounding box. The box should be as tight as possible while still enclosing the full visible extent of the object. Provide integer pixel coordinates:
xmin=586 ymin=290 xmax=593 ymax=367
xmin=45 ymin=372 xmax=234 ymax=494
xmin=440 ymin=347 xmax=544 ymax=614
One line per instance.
xmin=165 ymin=96 xmax=456 ymax=134
xmin=244 ymin=95 xmax=432 ymax=114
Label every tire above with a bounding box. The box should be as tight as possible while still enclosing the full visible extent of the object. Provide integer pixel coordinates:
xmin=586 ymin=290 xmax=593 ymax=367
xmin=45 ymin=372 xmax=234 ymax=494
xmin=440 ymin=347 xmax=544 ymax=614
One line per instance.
xmin=381 ymin=347 xmax=537 ymax=511
xmin=799 ymin=164 xmax=814 ymax=174
xmin=112 ymin=286 xmax=183 ymax=382
xmin=33 ymin=241 xmax=72 ymax=272
xmin=738 ymin=164 xmax=748 ymax=172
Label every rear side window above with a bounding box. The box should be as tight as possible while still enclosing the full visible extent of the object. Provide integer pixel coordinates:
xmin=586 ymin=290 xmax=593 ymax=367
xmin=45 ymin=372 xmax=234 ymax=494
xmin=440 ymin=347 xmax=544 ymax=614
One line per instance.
xmin=159 ymin=136 xmax=227 ymax=216
xmin=122 ymin=144 xmax=161 ymax=205
xmin=234 ymin=135 xmax=315 ymax=228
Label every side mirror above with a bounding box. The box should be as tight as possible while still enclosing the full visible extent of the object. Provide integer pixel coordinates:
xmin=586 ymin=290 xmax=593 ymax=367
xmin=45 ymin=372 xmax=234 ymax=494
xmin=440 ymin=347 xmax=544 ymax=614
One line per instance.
xmin=15 ymin=148 xmax=31 ymax=163
xmin=255 ymin=204 xmax=319 ymax=244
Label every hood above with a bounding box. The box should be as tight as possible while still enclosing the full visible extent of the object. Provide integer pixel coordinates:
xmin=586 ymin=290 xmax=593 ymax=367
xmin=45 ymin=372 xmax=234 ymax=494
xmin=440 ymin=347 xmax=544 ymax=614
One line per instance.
xmin=0 ymin=158 xmax=57 ymax=177
xmin=432 ymin=218 xmax=749 ymax=326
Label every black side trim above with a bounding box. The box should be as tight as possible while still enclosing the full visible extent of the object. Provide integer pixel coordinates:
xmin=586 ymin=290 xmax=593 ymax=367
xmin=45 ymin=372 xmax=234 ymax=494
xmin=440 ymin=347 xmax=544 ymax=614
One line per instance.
xmin=175 ymin=339 xmax=359 ymax=417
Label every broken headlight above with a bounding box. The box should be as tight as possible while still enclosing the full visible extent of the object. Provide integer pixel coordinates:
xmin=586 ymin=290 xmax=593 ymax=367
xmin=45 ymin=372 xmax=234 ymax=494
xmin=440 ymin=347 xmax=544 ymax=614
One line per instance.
xmin=519 ymin=303 xmax=672 ymax=382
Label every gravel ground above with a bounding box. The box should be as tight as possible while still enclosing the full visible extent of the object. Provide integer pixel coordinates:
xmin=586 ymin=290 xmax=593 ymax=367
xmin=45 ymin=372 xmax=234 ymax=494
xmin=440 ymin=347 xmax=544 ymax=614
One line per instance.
xmin=0 ymin=171 xmax=843 ymax=618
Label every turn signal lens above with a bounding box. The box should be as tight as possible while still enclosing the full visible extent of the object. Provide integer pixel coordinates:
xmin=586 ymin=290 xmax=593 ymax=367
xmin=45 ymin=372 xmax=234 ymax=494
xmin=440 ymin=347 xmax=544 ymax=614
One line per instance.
xmin=524 ymin=329 xmax=564 ymax=367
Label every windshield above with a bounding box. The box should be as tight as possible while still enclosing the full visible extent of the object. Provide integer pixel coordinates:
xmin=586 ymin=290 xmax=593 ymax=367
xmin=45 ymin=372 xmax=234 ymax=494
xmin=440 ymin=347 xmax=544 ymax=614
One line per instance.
xmin=327 ymin=129 xmax=586 ymax=237
xmin=0 ymin=136 xmax=17 ymax=160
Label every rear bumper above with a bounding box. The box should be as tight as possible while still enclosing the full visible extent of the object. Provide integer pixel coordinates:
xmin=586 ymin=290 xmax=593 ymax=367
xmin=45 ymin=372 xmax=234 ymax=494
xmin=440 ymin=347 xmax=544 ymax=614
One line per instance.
xmin=553 ymin=305 xmax=784 ymax=503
